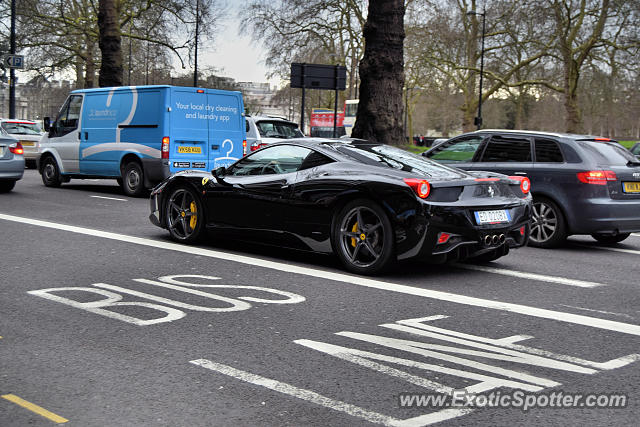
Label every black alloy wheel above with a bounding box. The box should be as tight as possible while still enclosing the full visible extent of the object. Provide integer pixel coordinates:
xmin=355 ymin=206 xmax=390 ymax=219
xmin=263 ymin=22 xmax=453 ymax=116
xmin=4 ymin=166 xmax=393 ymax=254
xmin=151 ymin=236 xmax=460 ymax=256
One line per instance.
xmin=591 ymin=232 xmax=630 ymax=245
xmin=165 ymin=185 xmax=204 ymax=243
xmin=41 ymin=156 xmax=62 ymax=187
xmin=121 ymin=161 xmax=145 ymax=197
xmin=529 ymin=196 xmax=566 ymax=248
xmin=332 ymin=199 xmax=395 ymax=275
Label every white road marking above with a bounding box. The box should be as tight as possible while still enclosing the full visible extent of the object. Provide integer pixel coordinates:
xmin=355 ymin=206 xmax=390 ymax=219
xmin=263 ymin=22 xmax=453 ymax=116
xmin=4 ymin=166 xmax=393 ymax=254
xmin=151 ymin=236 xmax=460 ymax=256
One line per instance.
xmin=4 ymin=213 xmax=640 ymax=336
xmin=456 ymin=264 xmax=604 ymax=288
xmin=90 ymin=195 xmax=126 ymax=201
xmin=559 ymin=304 xmax=635 ymax=320
xmin=575 ymin=244 xmax=640 ymax=256
xmin=631 ymin=233 xmax=640 ymax=238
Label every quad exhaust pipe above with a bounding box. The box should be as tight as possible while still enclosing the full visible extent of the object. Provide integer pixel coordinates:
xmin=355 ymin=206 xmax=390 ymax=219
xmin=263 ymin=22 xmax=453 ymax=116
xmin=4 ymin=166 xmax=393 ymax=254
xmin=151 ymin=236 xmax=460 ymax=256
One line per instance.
xmin=483 ymin=234 xmax=506 ymax=246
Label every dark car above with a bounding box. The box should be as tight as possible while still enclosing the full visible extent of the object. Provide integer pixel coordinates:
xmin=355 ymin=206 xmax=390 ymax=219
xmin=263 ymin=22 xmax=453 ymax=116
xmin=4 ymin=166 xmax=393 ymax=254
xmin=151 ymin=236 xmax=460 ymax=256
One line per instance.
xmin=149 ymin=139 xmax=532 ymax=275
xmin=423 ymin=130 xmax=640 ymax=247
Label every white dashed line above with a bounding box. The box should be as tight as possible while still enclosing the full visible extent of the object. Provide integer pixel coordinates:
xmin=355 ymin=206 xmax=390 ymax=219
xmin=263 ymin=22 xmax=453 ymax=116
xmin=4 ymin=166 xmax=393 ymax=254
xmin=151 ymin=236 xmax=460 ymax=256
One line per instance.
xmin=90 ymin=195 xmax=127 ymax=201
xmin=456 ymin=264 xmax=605 ymax=288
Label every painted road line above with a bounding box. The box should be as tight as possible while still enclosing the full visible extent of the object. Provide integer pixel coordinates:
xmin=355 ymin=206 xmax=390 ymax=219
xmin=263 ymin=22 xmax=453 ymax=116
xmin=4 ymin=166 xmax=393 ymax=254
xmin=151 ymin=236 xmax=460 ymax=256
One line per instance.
xmin=90 ymin=195 xmax=127 ymax=201
xmin=575 ymin=244 xmax=640 ymax=256
xmin=190 ymin=359 xmax=473 ymax=427
xmin=455 ymin=264 xmax=604 ymax=288
xmin=1 ymin=394 xmax=68 ymax=423
xmin=631 ymin=233 xmax=640 ymax=238
xmin=4 ymin=213 xmax=640 ymax=336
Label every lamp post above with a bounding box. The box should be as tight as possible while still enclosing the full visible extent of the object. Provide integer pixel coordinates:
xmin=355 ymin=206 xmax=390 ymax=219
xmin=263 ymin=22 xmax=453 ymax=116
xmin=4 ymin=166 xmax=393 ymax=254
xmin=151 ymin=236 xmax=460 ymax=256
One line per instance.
xmin=193 ymin=0 xmax=199 ymax=87
xmin=467 ymin=8 xmax=485 ymax=130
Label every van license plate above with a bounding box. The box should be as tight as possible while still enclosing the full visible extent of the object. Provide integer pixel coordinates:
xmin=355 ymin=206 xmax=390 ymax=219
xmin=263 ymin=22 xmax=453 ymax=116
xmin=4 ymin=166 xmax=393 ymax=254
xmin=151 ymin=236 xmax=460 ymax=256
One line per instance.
xmin=623 ymin=182 xmax=640 ymax=193
xmin=178 ymin=146 xmax=201 ymax=154
xmin=474 ymin=209 xmax=510 ymax=224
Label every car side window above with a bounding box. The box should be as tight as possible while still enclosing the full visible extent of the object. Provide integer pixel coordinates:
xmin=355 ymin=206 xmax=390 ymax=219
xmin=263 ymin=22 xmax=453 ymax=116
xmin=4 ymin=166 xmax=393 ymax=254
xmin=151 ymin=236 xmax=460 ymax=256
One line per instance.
xmin=51 ymin=95 xmax=83 ymax=137
xmin=534 ymin=138 xmax=564 ymax=163
xmin=428 ymin=136 xmax=484 ymax=163
xmin=228 ymin=145 xmax=312 ymax=176
xmin=298 ymin=150 xmax=334 ymax=170
xmin=480 ymin=136 xmax=532 ymax=162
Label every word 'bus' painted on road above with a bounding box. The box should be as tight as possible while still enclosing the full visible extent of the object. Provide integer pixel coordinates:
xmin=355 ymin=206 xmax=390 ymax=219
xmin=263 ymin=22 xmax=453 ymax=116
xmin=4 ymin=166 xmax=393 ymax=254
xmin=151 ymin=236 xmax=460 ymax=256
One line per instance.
xmin=28 ymin=275 xmax=305 ymax=326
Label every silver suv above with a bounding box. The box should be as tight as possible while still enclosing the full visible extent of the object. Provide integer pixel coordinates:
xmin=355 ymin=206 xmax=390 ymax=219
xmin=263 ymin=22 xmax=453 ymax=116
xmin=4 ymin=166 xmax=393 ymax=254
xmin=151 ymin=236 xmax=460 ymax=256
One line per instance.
xmin=245 ymin=115 xmax=304 ymax=152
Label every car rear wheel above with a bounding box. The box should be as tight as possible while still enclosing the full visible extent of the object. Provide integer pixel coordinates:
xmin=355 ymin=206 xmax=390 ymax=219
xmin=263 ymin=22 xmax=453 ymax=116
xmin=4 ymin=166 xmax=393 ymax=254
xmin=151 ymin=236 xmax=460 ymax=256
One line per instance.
xmin=41 ymin=156 xmax=62 ymax=187
xmin=121 ymin=161 xmax=145 ymax=197
xmin=0 ymin=180 xmax=16 ymax=193
xmin=165 ymin=185 xmax=204 ymax=243
xmin=529 ymin=196 xmax=566 ymax=248
xmin=332 ymin=199 xmax=395 ymax=275
xmin=591 ymin=233 xmax=630 ymax=244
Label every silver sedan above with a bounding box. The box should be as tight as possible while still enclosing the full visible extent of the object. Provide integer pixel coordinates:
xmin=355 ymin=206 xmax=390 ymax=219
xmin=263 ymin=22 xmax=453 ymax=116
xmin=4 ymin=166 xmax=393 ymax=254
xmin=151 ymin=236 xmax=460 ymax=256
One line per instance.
xmin=0 ymin=131 xmax=25 ymax=192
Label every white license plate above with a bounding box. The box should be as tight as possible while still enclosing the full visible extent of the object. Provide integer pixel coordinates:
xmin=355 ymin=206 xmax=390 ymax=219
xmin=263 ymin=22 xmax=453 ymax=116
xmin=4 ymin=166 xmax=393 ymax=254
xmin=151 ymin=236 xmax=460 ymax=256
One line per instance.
xmin=474 ymin=209 xmax=511 ymax=224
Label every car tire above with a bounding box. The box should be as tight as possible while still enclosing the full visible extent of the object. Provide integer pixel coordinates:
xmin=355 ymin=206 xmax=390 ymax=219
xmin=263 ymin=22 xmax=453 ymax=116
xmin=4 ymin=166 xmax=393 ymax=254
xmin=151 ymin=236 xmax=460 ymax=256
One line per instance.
xmin=591 ymin=233 xmax=630 ymax=245
xmin=529 ymin=196 xmax=566 ymax=248
xmin=41 ymin=156 xmax=63 ymax=188
xmin=165 ymin=184 xmax=205 ymax=243
xmin=332 ymin=199 xmax=395 ymax=275
xmin=0 ymin=180 xmax=16 ymax=193
xmin=120 ymin=161 xmax=145 ymax=197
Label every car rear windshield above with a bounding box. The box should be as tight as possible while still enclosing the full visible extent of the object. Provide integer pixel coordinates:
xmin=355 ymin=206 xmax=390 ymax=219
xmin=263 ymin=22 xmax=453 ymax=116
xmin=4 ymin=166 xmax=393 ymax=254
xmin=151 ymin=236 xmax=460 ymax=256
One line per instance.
xmin=576 ymin=141 xmax=640 ymax=166
xmin=331 ymin=143 xmax=462 ymax=177
xmin=256 ymin=121 xmax=304 ymax=138
xmin=2 ymin=121 xmax=41 ymax=135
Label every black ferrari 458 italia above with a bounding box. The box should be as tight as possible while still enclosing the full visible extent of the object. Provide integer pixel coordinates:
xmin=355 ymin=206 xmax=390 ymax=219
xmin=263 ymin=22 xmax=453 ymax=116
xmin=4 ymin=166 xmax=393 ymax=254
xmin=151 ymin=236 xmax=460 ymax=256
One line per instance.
xmin=149 ymin=138 xmax=532 ymax=274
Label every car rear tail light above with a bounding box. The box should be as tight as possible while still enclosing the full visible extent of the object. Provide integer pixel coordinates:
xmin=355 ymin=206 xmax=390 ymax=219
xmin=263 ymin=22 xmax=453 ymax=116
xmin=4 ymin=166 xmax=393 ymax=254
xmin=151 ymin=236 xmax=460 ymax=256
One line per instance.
xmin=403 ymin=178 xmax=431 ymax=199
xmin=161 ymin=137 xmax=170 ymax=159
xmin=594 ymin=137 xmax=611 ymax=141
xmin=520 ymin=226 xmax=526 ymax=236
xmin=250 ymin=142 xmax=268 ymax=152
xmin=577 ymin=170 xmax=616 ymax=185
xmin=9 ymin=142 xmax=23 ymax=155
xmin=437 ymin=232 xmax=451 ymax=244
xmin=508 ymin=176 xmax=531 ymax=194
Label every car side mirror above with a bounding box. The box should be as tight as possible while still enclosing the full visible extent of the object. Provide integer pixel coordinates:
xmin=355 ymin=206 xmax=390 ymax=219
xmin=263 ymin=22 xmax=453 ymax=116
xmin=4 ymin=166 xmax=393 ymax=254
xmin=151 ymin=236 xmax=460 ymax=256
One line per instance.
xmin=212 ymin=166 xmax=227 ymax=177
xmin=43 ymin=117 xmax=51 ymax=132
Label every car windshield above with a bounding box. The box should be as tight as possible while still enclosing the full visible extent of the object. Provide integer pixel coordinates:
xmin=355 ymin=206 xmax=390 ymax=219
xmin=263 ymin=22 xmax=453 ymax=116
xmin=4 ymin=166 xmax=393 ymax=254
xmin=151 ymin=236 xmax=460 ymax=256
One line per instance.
xmin=331 ymin=143 xmax=462 ymax=177
xmin=577 ymin=141 xmax=640 ymax=166
xmin=256 ymin=121 xmax=303 ymax=138
xmin=2 ymin=121 xmax=41 ymax=135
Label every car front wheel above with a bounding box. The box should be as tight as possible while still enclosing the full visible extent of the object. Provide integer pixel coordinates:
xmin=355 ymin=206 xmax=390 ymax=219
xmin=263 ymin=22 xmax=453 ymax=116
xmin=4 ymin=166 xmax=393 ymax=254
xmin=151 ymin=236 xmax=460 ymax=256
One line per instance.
xmin=529 ymin=196 xmax=566 ymax=248
xmin=41 ymin=157 xmax=62 ymax=187
xmin=165 ymin=185 xmax=205 ymax=243
xmin=591 ymin=232 xmax=630 ymax=244
xmin=332 ymin=199 xmax=395 ymax=275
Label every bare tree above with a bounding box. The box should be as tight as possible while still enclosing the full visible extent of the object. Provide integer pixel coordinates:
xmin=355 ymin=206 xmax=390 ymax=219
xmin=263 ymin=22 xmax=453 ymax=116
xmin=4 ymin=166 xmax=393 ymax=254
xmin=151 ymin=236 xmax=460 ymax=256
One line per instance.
xmin=351 ymin=0 xmax=405 ymax=144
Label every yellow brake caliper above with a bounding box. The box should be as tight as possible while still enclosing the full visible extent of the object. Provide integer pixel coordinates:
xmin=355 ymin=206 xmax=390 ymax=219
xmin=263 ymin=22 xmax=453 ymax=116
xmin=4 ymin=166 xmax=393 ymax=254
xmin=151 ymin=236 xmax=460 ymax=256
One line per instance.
xmin=189 ymin=201 xmax=197 ymax=229
xmin=351 ymin=222 xmax=358 ymax=247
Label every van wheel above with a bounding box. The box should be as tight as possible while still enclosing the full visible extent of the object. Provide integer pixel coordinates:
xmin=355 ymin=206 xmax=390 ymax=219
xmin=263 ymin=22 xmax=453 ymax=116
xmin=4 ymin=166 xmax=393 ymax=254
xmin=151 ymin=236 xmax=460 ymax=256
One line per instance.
xmin=121 ymin=162 xmax=145 ymax=197
xmin=41 ymin=157 xmax=62 ymax=187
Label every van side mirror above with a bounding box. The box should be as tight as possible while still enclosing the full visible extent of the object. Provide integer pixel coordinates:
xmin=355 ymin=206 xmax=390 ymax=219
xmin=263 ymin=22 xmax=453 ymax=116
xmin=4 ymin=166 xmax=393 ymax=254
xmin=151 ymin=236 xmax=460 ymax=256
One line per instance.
xmin=43 ymin=117 xmax=51 ymax=132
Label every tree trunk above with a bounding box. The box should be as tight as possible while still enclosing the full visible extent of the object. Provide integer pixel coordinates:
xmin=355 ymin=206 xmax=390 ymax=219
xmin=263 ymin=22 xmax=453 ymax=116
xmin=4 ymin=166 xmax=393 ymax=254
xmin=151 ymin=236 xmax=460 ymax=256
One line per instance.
xmin=351 ymin=0 xmax=405 ymax=145
xmin=85 ymin=43 xmax=96 ymax=89
xmin=98 ymin=0 xmax=123 ymax=87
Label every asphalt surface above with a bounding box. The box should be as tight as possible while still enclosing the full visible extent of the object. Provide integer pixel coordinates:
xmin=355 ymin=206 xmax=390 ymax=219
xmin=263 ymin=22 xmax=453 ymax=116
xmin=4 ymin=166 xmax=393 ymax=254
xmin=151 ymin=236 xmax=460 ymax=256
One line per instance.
xmin=1 ymin=170 xmax=640 ymax=426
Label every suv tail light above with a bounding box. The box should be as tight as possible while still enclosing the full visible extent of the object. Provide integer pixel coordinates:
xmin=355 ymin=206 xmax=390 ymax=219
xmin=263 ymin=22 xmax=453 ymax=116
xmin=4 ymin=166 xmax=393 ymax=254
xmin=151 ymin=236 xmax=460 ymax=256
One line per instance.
xmin=161 ymin=137 xmax=170 ymax=159
xmin=9 ymin=142 xmax=23 ymax=155
xmin=403 ymin=178 xmax=431 ymax=199
xmin=242 ymin=139 xmax=247 ymax=156
xmin=250 ymin=142 xmax=268 ymax=152
xmin=508 ymin=176 xmax=531 ymax=194
xmin=577 ymin=170 xmax=617 ymax=185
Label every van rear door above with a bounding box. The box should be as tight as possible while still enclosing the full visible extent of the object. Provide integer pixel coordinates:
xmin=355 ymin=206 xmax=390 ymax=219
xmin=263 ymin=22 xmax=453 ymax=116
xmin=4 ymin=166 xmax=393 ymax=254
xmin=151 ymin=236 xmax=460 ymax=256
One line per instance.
xmin=169 ymin=88 xmax=209 ymax=173
xmin=207 ymin=89 xmax=245 ymax=169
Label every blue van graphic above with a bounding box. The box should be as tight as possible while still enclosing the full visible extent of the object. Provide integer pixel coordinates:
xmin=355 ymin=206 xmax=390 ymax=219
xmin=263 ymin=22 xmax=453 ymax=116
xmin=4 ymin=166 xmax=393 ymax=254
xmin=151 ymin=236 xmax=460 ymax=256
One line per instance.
xmin=39 ymin=85 xmax=245 ymax=196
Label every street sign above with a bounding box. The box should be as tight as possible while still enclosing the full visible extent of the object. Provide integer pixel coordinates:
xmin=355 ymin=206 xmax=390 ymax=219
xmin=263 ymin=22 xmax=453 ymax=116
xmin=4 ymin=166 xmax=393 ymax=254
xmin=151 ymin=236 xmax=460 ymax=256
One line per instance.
xmin=3 ymin=54 xmax=24 ymax=69
xmin=291 ymin=63 xmax=346 ymax=90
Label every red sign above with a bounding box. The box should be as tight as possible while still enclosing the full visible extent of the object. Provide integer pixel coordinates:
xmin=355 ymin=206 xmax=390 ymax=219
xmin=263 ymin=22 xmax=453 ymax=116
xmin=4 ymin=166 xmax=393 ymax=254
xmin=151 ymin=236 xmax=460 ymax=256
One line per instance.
xmin=310 ymin=111 xmax=344 ymax=127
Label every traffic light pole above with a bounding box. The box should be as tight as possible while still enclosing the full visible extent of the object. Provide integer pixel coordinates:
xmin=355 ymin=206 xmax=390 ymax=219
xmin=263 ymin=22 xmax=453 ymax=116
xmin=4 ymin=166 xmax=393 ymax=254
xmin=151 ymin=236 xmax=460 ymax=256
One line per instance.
xmin=9 ymin=0 xmax=16 ymax=118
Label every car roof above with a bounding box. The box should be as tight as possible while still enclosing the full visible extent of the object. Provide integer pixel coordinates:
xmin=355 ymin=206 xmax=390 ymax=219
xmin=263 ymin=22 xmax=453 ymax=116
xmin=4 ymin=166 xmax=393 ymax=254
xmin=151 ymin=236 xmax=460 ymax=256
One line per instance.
xmin=1 ymin=119 xmax=37 ymax=124
xmin=246 ymin=115 xmax=297 ymax=124
xmin=472 ymin=129 xmax=614 ymax=140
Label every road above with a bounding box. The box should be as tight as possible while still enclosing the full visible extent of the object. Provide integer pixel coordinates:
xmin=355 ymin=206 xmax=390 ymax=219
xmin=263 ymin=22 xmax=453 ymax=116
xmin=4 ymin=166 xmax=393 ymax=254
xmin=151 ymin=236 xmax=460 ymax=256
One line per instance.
xmin=1 ymin=170 xmax=639 ymax=426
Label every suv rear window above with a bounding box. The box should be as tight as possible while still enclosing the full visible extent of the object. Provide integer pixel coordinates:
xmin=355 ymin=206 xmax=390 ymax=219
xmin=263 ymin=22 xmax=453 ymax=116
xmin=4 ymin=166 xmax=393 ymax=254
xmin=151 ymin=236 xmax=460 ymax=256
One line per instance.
xmin=480 ymin=136 xmax=532 ymax=162
xmin=256 ymin=121 xmax=303 ymax=138
xmin=577 ymin=141 xmax=639 ymax=166
xmin=534 ymin=138 xmax=564 ymax=163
